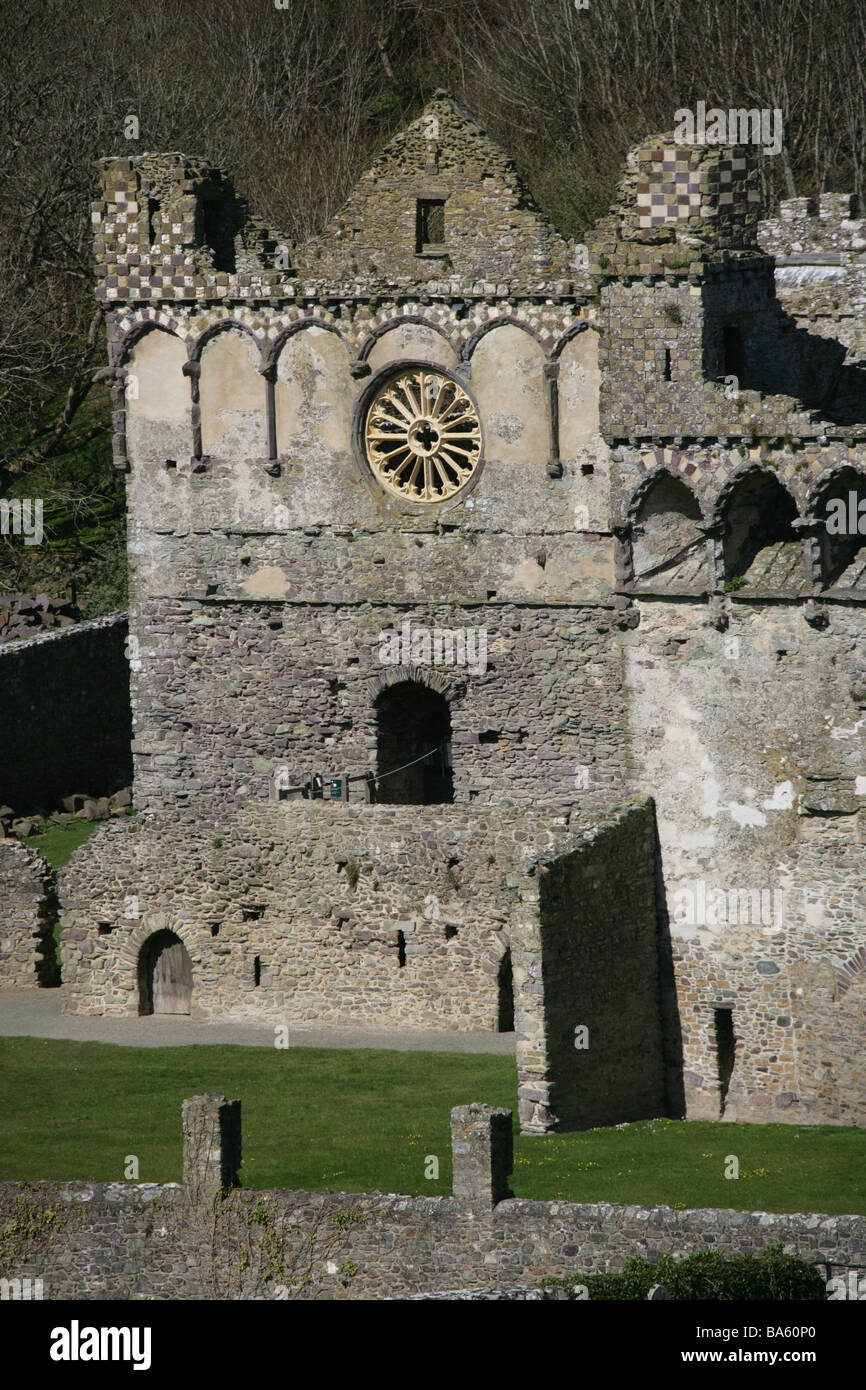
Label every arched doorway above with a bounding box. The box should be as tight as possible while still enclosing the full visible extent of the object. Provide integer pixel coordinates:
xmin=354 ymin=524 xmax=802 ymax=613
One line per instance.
xmin=138 ymin=929 xmax=193 ymax=1016
xmin=375 ymin=680 xmax=453 ymax=804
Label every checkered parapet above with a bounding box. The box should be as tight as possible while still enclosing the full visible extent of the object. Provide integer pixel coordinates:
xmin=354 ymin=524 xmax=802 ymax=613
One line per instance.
xmin=630 ymin=138 xmax=760 ymax=250
xmin=587 ymin=134 xmax=765 ymax=285
xmin=92 ymin=154 xmax=286 ymax=304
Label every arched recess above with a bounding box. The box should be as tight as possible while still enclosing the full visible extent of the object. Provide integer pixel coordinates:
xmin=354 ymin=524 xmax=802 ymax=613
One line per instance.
xmin=199 ymin=328 xmax=266 ymax=459
xmin=364 ymin=320 xmax=457 ymax=373
xmin=274 ymin=324 xmax=353 ymax=458
xmin=138 ymin=928 xmax=193 ymax=1016
xmin=469 ymin=323 xmax=547 ymax=465
xmin=718 ymin=469 xmax=799 ymax=586
xmin=125 ymin=327 xmax=191 ymax=463
xmin=810 ymin=467 xmax=866 ymax=587
xmin=375 ymin=678 xmax=453 ymax=805
xmin=630 ymin=471 xmax=706 ymax=586
xmin=557 ymin=327 xmax=600 ymax=453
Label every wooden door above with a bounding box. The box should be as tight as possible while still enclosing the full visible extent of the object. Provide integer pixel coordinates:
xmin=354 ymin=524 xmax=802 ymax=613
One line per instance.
xmin=152 ymin=939 xmax=192 ymax=1014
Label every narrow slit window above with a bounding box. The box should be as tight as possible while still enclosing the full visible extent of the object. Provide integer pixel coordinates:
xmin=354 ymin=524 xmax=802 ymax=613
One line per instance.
xmin=713 ymin=1007 xmax=736 ymax=1116
xmin=663 ymin=348 xmax=672 ymax=381
xmin=397 ymin=930 xmax=406 ymax=967
xmin=148 ymin=197 xmax=160 ymax=247
xmin=416 ymin=199 xmax=445 ymax=253
xmin=253 ymin=956 xmax=262 ymax=987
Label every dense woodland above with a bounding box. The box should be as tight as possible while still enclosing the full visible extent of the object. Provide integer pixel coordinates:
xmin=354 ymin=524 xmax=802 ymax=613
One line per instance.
xmin=2 ymin=0 xmax=865 ymax=614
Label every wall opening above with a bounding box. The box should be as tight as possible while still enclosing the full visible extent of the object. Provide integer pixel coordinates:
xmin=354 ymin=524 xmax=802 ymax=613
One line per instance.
xmin=415 ymin=198 xmax=445 ymax=253
xmin=253 ymin=955 xmax=261 ymax=986
xmin=663 ymin=347 xmax=672 ymax=381
xmin=375 ymin=681 xmax=453 ymax=805
xmin=722 ymin=471 xmax=798 ymax=582
xmin=714 ymin=1007 xmax=736 ymax=1116
xmin=396 ymin=930 xmax=406 ymax=967
xmin=147 ymin=197 xmax=160 ymax=247
xmin=138 ymin=930 xmax=192 ymax=1016
xmin=497 ymin=948 xmax=514 ymax=1032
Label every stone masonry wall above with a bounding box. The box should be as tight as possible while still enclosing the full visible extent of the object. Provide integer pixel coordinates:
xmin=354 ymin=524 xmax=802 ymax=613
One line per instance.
xmin=0 ymin=840 xmax=58 ymax=987
xmin=0 ymin=613 xmax=132 ymax=814
xmin=3 ymin=1180 xmax=863 ymax=1301
xmin=59 ymin=800 xmax=645 ymax=1033
xmin=514 ymin=801 xmax=670 ymax=1133
xmin=621 ymin=597 xmax=866 ymax=1125
xmin=760 ymin=194 xmax=866 ymax=362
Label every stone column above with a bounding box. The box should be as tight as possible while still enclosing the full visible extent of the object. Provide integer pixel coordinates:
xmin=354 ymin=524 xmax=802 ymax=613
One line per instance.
xmin=182 ymin=1093 xmax=241 ymax=1204
xmin=450 ymin=1103 xmax=513 ymax=1206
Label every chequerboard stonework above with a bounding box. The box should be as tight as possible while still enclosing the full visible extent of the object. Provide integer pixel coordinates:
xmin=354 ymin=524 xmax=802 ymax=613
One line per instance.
xmin=51 ymin=93 xmax=866 ymax=1132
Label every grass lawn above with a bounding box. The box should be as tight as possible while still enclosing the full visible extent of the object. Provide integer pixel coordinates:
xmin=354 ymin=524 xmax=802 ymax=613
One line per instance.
xmin=0 ymin=1038 xmax=863 ymax=1213
xmin=24 ymin=818 xmax=100 ymax=868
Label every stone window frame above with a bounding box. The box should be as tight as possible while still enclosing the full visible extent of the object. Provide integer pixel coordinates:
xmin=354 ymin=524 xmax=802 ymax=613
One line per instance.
xmin=351 ymin=358 xmax=486 ymax=516
xmin=415 ymin=196 xmax=447 ymax=257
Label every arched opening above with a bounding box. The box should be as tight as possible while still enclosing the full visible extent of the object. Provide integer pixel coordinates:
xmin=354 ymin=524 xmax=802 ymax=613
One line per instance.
xmin=138 ymin=929 xmax=193 ymax=1016
xmin=375 ymin=680 xmax=453 ymax=805
xmin=721 ymin=472 xmax=798 ymax=585
xmin=632 ymin=473 xmax=705 ymax=586
xmin=814 ymin=469 xmax=866 ymax=586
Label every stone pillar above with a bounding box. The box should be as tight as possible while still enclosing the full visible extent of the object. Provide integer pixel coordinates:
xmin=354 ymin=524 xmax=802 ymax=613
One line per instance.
xmin=450 ymin=1103 xmax=513 ymax=1206
xmin=182 ymin=1093 xmax=241 ymax=1204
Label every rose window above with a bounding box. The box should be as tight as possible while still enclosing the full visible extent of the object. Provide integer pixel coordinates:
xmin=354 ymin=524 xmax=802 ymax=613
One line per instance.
xmin=363 ymin=367 xmax=482 ymax=503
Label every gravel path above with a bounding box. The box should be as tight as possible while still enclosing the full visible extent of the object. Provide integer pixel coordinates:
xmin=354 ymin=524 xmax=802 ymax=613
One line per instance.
xmin=0 ymin=989 xmax=515 ymax=1053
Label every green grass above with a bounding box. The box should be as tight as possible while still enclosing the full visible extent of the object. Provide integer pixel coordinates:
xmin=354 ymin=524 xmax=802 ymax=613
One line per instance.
xmin=25 ymin=818 xmax=99 ymax=869
xmin=0 ymin=1038 xmax=863 ymax=1213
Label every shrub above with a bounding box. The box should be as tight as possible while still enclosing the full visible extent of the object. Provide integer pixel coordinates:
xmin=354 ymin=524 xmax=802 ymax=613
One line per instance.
xmin=543 ymin=1247 xmax=827 ymax=1301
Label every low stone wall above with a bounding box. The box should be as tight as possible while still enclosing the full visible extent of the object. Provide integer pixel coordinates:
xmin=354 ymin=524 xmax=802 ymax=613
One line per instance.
xmin=0 ymin=840 xmax=58 ymax=987
xmin=0 ymin=613 xmax=132 ymax=813
xmin=4 ymin=1096 xmax=861 ymax=1303
xmin=3 ymin=1182 xmax=862 ymax=1302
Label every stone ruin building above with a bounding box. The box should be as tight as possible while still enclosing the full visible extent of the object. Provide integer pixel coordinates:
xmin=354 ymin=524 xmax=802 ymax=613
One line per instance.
xmin=5 ymin=91 xmax=866 ymax=1135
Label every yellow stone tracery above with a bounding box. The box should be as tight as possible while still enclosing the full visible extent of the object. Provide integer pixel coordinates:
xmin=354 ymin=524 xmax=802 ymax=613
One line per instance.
xmin=364 ymin=368 xmax=482 ymax=503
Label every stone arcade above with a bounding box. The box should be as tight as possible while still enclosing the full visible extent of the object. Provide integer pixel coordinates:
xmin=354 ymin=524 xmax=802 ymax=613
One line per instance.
xmin=10 ymin=92 xmax=866 ymax=1132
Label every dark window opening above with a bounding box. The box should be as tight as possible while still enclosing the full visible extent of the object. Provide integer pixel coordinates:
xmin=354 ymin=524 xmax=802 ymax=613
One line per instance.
xmin=397 ymin=930 xmax=406 ymax=967
xmin=210 ymin=923 xmax=220 ymax=937
xmin=416 ymin=198 xmax=445 ymax=253
xmin=165 ymin=459 xmax=177 ymax=471
xmin=375 ymin=681 xmax=453 ymax=805
xmin=253 ymin=956 xmax=262 ymax=986
xmin=199 ymin=194 xmax=236 ymax=273
xmin=242 ymin=905 xmax=265 ymax=922
xmin=147 ymin=197 xmax=160 ymax=247
xmin=497 ymin=948 xmax=514 ymax=1032
xmin=664 ymin=347 xmax=672 ymax=381
xmin=721 ymin=325 xmax=744 ymax=382
xmin=97 ymin=922 xmax=113 ymax=936
xmin=714 ymin=1007 xmax=736 ymax=1116
xmin=479 ymin=730 xmax=500 ymax=744
xmin=444 ymin=924 xmax=458 ymax=940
